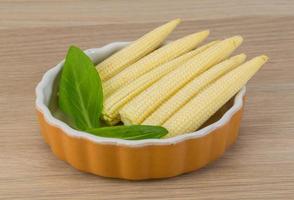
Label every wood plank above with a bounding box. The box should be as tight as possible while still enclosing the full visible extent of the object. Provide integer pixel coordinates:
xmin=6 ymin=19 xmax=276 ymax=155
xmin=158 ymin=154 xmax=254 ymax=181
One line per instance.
xmin=0 ymin=0 xmax=293 ymax=29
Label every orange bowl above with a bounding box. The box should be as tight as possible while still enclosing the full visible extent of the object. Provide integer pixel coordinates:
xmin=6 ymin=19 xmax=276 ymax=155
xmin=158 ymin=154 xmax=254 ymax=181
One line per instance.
xmin=35 ymin=42 xmax=246 ymax=180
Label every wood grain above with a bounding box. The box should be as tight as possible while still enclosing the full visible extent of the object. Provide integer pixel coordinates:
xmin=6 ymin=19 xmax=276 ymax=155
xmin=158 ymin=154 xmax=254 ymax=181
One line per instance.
xmin=0 ymin=1 xmax=294 ymax=199
xmin=0 ymin=0 xmax=293 ymax=29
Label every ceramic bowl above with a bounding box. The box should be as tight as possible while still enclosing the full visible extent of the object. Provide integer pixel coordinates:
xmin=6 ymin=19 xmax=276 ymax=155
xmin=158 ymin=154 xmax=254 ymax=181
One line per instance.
xmin=36 ymin=42 xmax=246 ymax=180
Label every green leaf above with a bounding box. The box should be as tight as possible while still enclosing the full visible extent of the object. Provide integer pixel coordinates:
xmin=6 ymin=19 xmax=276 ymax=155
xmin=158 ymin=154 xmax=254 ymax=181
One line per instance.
xmin=86 ymin=125 xmax=168 ymax=140
xmin=58 ymin=46 xmax=103 ymax=130
xmin=58 ymin=45 xmax=169 ymax=140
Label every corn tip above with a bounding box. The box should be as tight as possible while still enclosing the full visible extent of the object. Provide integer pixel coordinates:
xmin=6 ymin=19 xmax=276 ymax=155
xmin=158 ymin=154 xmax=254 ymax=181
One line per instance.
xmin=234 ymin=53 xmax=247 ymax=61
xmin=188 ymin=30 xmax=210 ymax=38
xmin=188 ymin=30 xmax=210 ymax=41
xmin=231 ymin=35 xmax=243 ymax=47
xmin=201 ymin=29 xmax=210 ymax=37
xmin=260 ymin=55 xmax=269 ymax=62
xmin=170 ymin=18 xmax=182 ymax=26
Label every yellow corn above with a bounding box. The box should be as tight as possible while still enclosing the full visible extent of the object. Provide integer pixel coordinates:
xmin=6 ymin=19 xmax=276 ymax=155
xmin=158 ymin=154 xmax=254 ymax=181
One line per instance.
xmin=120 ymin=36 xmax=243 ymax=125
xmin=143 ymin=54 xmax=246 ymax=126
xmin=103 ymin=30 xmax=210 ymax=97
xmin=96 ymin=19 xmax=181 ymax=81
xmin=102 ymin=41 xmax=219 ymax=124
xmin=163 ymin=55 xmax=268 ymax=137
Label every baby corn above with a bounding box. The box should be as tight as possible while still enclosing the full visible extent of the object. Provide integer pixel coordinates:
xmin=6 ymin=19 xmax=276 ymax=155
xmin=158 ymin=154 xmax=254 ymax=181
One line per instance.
xmin=120 ymin=36 xmax=243 ymax=125
xmin=103 ymin=41 xmax=219 ymax=124
xmin=163 ymin=55 xmax=268 ymax=137
xmin=143 ymin=54 xmax=246 ymax=126
xmin=96 ymin=19 xmax=181 ymax=81
xmin=103 ymin=30 xmax=210 ymax=97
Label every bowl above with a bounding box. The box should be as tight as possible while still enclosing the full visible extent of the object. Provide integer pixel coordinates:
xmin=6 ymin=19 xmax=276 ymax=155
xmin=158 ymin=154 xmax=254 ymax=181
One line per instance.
xmin=35 ymin=42 xmax=246 ymax=180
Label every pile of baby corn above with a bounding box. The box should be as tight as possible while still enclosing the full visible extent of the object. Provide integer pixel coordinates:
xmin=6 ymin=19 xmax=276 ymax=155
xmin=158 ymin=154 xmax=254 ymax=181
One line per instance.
xmin=96 ymin=19 xmax=268 ymax=138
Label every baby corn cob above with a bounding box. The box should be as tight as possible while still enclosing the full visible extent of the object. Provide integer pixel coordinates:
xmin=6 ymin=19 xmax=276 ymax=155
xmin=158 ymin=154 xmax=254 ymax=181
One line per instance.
xmin=120 ymin=36 xmax=243 ymax=125
xmin=163 ymin=55 xmax=268 ymax=137
xmin=143 ymin=54 xmax=246 ymax=126
xmin=96 ymin=19 xmax=181 ymax=81
xmin=103 ymin=41 xmax=219 ymax=125
xmin=103 ymin=30 xmax=210 ymax=97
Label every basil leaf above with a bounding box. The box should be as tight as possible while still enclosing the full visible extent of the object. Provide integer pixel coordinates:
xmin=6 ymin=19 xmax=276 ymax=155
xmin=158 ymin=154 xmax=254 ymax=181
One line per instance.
xmin=58 ymin=45 xmax=169 ymax=140
xmin=86 ymin=125 xmax=168 ymax=140
xmin=58 ymin=46 xmax=103 ymax=130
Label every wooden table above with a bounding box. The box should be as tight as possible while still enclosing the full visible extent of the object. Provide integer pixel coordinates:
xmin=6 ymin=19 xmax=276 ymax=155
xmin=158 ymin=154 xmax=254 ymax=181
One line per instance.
xmin=1 ymin=1 xmax=293 ymax=199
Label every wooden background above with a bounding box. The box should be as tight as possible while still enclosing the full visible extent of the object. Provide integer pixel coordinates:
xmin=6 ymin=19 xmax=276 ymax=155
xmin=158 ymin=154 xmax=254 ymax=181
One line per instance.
xmin=0 ymin=0 xmax=294 ymax=199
